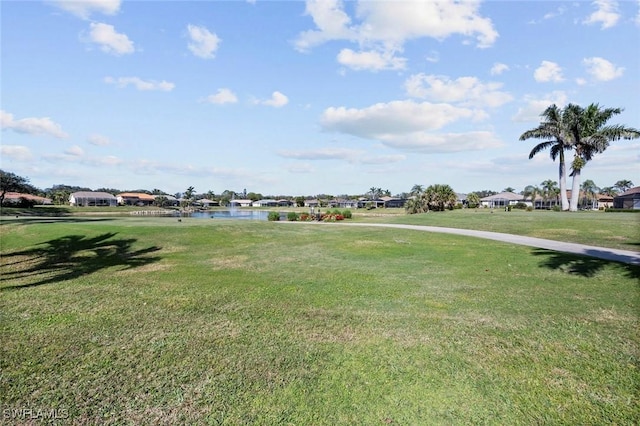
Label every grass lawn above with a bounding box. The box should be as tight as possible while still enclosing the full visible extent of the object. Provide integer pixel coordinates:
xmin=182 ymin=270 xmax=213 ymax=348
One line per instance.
xmin=1 ymin=216 xmax=638 ymax=424
xmin=355 ymin=208 xmax=640 ymax=251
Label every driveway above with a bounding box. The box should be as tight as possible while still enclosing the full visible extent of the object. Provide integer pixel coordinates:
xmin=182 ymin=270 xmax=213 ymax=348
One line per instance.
xmin=280 ymin=221 xmax=640 ymax=266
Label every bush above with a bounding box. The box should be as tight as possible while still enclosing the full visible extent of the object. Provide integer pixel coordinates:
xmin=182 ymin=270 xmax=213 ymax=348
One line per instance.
xmin=514 ymin=202 xmax=527 ymax=210
xmin=526 ymin=206 xmax=533 ymax=212
xmin=267 ymin=211 xmax=280 ymax=221
xmin=552 ymin=205 xmax=562 ymax=212
xmin=286 ymin=212 xmax=299 ymax=221
xmin=341 ymin=209 xmax=352 ymax=219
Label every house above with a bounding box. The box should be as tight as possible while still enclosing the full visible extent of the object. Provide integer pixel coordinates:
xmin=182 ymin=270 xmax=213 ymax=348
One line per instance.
xmin=597 ymin=194 xmax=614 ymax=210
xmin=379 ymin=196 xmax=407 ymax=208
xmin=229 ymin=199 xmax=253 ymax=207
xmin=196 ymin=199 xmax=219 ymax=207
xmin=277 ymin=199 xmax=294 ymax=207
xmin=69 ymin=191 xmax=117 ymax=207
xmin=328 ymin=198 xmax=361 ymax=209
xmin=304 ymin=199 xmax=320 ymax=208
xmin=613 ymin=186 xmax=640 ymax=209
xmin=252 ymin=199 xmax=278 ymax=207
xmin=117 ymin=192 xmax=155 ymax=206
xmin=480 ymin=192 xmax=525 ymax=208
xmin=3 ymin=192 xmax=52 ymax=205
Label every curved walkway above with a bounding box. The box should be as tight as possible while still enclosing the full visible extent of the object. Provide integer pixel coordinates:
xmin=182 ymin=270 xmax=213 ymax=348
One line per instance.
xmin=281 ymin=221 xmax=640 ymax=266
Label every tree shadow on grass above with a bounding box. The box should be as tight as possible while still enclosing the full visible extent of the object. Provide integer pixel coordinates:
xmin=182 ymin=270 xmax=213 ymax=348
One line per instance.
xmin=531 ymin=248 xmax=640 ymax=280
xmin=0 ymin=233 xmax=162 ymax=291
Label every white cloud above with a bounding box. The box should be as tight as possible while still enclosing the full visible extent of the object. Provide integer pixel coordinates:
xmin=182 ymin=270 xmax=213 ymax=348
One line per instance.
xmin=582 ymin=57 xmax=624 ymax=81
xmin=295 ymin=0 xmax=356 ymax=52
xmin=255 ymin=91 xmax=289 ymax=108
xmin=65 ymin=145 xmax=85 ymax=157
xmin=377 ymin=131 xmax=504 ymax=154
xmin=87 ymin=22 xmax=134 ymax=55
xmin=583 ymin=0 xmax=620 ymax=29
xmin=187 ymin=24 xmax=221 ymax=59
xmin=205 ymin=88 xmax=238 ymax=104
xmin=278 ymin=147 xmax=361 ymax=161
xmin=295 ymin=0 xmax=498 ymax=71
xmin=490 ymin=62 xmax=509 ymax=75
xmin=404 ymin=74 xmax=512 ymax=108
xmin=511 ymin=91 xmax=568 ymax=122
xmin=1 ymin=145 xmax=33 ymax=161
xmin=49 ymin=0 xmax=121 ymax=19
xmin=337 ymin=48 xmax=406 ymax=71
xmin=534 ymin=61 xmax=564 ymax=83
xmin=360 ymin=154 xmax=406 ymax=164
xmin=87 ymin=134 xmax=112 ymax=146
xmin=1 ymin=110 xmax=69 ymax=139
xmin=104 ymin=76 xmax=175 ymax=91
xmin=320 ymin=100 xmax=482 ymax=139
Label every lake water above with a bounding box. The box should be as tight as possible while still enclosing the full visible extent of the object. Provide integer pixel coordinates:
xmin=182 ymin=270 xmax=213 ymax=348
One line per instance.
xmin=181 ymin=210 xmax=272 ymax=220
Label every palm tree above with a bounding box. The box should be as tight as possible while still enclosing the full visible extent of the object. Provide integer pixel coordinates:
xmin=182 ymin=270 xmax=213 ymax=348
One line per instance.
xmin=580 ymin=179 xmax=599 ymax=210
xmin=566 ymin=103 xmax=640 ymax=211
xmin=520 ymin=104 xmax=571 ymax=211
xmin=523 ymin=185 xmax=540 ymax=209
xmin=410 ymin=184 xmax=424 ymax=195
xmin=614 ymin=179 xmax=634 ymax=193
xmin=424 ymin=184 xmax=457 ymax=211
xmin=183 ymin=186 xmax=195 ymax=208
xmin=503 ymin=187 xmax=516 ymax=193
xmin=466 ymin=192 xmax=480 ymax=208
xmin=599 ymin=186 xmax=618 ymax=197
xmin=541 ymin=179 xmax=559 ymax=209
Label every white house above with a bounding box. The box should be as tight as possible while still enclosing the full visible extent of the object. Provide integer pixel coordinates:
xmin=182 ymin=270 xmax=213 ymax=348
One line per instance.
xmin=69 ymin=191 xmax=117 ymax=207
xmin=480 ymin=192 xmax=525 ymax=208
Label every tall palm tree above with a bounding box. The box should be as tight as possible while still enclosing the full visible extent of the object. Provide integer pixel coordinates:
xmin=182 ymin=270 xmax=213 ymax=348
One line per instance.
xmin=599 ymin=186 xmax=618 ymax=197
xmin=520 ymin=104 xmax=571 ymax=211
xmin=410 ymin=184 xmax=424 ymax=195
xmin=566 ymin=104 xmax=640 ymax=211
xmin=614 ymin=179 xmax=634 ymax=192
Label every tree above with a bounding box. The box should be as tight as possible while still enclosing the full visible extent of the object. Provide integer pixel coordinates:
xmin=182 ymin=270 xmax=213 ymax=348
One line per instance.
xmin=503 ymin=187 xmax=516 ymax=193
xmin=614 ymin=180 xmax=634 ymax=192
xmin=410 ymin=184 xmax=424 ymax=196
xmin=0 ymin=170 xmax=37 ymax=204
xmin=424 ymin=184 xmax=457 ymax=211
xmin=182 ymin=186 xmax=195 ymax=208
xmin=600 ymin=186 xmax=618 ymax=197
xmin=580 ymin=179 xmax=599 ymax=210
xmin=466 ymin=192 xmax=480 ymax=208
xmin=541 ymin=179 xmax=559 ymax=209
xmin=520 ymin=104 xmax=571 ymax=211
xmin=523 ymin=185 xmax=541 ymax=209
xmin=566 ymin=103 xmax=640 ymax=211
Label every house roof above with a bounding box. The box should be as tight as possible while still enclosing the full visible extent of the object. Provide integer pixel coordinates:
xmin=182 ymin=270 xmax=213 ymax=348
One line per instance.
xmin=480 ymin=192 xmax=522 ymax=201
xmin=71 ymin=191 xmax=116 ymax=199
xmin=617 ymin=186 xmax=640 ymax=196
xmin=4 ymin=192 xmax=52 ymax=203
xmin=117 ymin=192 xmax=155 ymax=201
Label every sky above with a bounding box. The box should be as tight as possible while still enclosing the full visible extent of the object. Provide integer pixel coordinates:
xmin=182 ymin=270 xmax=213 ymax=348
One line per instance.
xmin=1 ymin=0 xmax=639 ymax=197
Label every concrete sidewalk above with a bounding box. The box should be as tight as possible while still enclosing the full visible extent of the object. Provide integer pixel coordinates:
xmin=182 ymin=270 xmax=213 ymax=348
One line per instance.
xmin=281 ymin=221 xmax=640 ymax=266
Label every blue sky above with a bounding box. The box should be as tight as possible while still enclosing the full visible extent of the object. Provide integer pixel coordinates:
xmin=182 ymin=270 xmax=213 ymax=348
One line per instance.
xmin=2 ymin=0 xmax=639 ymax=197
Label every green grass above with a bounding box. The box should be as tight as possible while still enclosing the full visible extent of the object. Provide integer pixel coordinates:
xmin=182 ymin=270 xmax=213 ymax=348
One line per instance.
xmin=355 ymin=208 xmax=640 ymax=251
xmin=1 ymin=217 xmax=639 ymax=424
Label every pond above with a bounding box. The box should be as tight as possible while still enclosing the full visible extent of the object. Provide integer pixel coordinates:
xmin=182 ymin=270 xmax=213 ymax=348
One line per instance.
xmin=179 ymin=210 xmax=273 ymax=220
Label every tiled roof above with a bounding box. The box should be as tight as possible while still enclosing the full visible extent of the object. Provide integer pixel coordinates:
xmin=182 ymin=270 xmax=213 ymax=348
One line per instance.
xmin=71 ymin=191 xmax=116 ymax=199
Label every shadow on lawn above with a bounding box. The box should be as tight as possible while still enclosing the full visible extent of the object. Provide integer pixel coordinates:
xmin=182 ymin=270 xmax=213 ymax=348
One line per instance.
xmin=0 ymin=232 xmax=162 ymax=291
xmin=532 ymin=248 xmax=640 ymax=280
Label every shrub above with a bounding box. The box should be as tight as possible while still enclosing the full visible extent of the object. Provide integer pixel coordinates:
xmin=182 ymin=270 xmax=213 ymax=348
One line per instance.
xmin=287 ymin=212 xmax=299 ymax=221
xmin=341 ymin=209 xmax=352 ymax=219
xmin=514 ymin=202 xmax=527 ymax=210
xmin=526 ymin=206 xmax=533 ymax=212
xmin=267 ymin=211 xmax=280 ymax=221
xmin=552 ymin=205 xmax=562 ymax=212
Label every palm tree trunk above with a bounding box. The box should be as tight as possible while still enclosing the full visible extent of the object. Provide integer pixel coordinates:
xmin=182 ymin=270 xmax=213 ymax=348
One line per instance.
xmin=559 ymin=151 xmax=569 ymax=210
xmin=570 ymin=168 xmax=581 ymax=212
